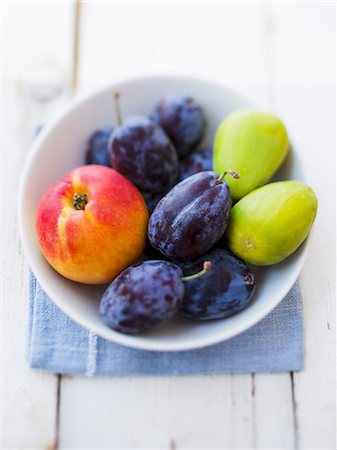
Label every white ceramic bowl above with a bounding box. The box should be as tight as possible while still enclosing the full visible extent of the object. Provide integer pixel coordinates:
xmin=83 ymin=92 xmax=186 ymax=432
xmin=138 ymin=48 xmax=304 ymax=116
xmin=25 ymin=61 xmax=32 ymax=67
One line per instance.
xmin=18 ymin=75 xmax=308 ymax=352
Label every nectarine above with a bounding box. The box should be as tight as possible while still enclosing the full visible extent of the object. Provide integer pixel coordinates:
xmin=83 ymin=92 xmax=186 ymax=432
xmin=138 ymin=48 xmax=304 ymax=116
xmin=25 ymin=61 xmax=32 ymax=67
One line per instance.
xmin=36 ymin=165 xmax=148 ymax=284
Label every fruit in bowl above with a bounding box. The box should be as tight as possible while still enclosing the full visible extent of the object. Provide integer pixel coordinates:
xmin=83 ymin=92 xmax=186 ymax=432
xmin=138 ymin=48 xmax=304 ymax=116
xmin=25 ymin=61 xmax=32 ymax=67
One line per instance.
xmin=109 ymin=115 xmax=179 ymax=193
xmin=85 ymin=127 xmax=113 ymax=167
xmin=100 ymin=260 xmax=186 ymax=334
xmin=178 ymin=147 xmax=213 ymax=182
xmin=226 ymin=180 xmax=318 ymax=265
xmin=19 ymin=76 xmax=317 ymax=351
xmin=213 ymin=109 xmax=289 ymax=200
xmin=174 ymin=248 xmax=255 ymax=320
xmin=148 ymin=169 xmax=238 ymax=261
xmin=36 ymin=164 xmax=148 ymax=284
xmin=150 ymin=93 xmax=206 ymax=158
xmin=100 ymin=259 xmax=212 ymax=334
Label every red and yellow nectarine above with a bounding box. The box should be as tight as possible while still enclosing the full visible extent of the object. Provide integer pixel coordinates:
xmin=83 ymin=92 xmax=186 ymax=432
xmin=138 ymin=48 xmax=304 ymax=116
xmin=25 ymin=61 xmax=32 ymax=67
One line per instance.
xmin=36 ymin=165 xmax=148 ymax=284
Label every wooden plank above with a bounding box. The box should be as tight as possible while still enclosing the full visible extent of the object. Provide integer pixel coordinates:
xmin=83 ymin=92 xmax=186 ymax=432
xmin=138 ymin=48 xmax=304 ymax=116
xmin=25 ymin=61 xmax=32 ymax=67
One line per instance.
xmin=3 ymin=2 xmax=73 ymax=84
xmin=254 ymin=373 xmax=296 ymax=449
xmin=228 ymin=374 xmax=255 ymax=448
xmin=2 ymin=2 xmax=74 ymax=448
xmin=266 ymin=3 xmax=336 ymax=449
xmin=60 ymin=375 xmax=233 ymax=449
xmin=77 ymin=1 xmax=270 ymax=106
xmin=2 ymin=83 xmax=59 ymax=450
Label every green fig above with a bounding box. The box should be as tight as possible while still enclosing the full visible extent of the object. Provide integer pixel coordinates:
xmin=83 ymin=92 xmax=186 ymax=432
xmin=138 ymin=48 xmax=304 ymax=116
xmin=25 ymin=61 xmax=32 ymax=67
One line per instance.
xmin=213 ymin=109 xmax=289 ymax=200
xmin=226 ymin=181 xmax=318 ymax=265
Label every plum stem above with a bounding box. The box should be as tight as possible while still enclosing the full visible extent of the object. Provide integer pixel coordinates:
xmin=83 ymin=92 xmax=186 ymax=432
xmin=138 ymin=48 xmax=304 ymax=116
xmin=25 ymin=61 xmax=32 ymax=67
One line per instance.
xmin=114 ymin=91 xmax=122 ymax=126
xmin=72 ymin=192 xmax=88 ymax=210
xmin=181 ymin=261 xmax=212 ymax=282
xmin=215 ymin=169 xmax=240 ymax=185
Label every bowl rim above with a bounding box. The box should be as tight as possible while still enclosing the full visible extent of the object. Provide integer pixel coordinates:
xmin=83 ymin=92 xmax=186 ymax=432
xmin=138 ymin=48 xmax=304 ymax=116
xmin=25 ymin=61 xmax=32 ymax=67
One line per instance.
xmin=18 ymin=74 xmax=310 ymax=352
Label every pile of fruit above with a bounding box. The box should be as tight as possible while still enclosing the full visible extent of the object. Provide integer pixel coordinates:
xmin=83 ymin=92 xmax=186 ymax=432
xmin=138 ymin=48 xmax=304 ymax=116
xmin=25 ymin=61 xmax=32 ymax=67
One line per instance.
xmin=36 ymin=92 xmax=317 ymax=335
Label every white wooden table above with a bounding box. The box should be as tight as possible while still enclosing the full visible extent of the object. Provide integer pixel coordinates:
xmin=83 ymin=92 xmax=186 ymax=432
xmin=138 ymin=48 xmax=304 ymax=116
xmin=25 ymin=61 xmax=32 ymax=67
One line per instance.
xmin=2 ymin=2 xmax=335 ymax=449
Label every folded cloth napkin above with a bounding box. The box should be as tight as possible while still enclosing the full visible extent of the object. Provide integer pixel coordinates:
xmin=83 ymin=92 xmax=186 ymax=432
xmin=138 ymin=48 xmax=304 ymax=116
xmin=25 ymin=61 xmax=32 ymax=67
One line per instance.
xmin=27 ymin=271 xmax=304 ymax=376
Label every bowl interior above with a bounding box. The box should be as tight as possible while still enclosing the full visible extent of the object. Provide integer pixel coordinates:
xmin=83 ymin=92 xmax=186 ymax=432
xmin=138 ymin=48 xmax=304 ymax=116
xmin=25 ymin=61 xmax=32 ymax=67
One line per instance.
xmin=19 ymin=76 xmax=307 ymax=351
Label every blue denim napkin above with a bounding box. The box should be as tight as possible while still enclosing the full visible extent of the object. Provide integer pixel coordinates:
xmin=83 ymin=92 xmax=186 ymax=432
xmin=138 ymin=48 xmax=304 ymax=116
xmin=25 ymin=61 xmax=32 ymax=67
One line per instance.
xmin=27 ymin=271 xmax=304 ymax=375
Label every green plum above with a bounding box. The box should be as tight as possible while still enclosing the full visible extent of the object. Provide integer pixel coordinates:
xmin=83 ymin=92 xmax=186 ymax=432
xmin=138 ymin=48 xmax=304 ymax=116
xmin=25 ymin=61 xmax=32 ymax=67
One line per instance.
xmin=225 ymin=181 xmax=318 ymax=265
xmin=213 ymin=109 xmax=289 ymax=200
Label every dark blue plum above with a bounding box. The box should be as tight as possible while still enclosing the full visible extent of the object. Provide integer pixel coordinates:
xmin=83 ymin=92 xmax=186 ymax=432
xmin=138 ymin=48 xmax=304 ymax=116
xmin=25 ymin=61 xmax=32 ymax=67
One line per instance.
xmin=109 ymin=116 xmax=179 ymax=193
xmin=176 ymin=248 xmax=255 ymax=320
xmin=150 ymin=94 xmax=206 ymax=158
xmin=100 ymin=260 xmax=184 ymax=334
xmin=179 ymin=147 xmax=213 ymax=181
xmin=148 ymin=171 xmax=234 ymax=261
xmin=85 ymin=127 xmax=113 ymax=166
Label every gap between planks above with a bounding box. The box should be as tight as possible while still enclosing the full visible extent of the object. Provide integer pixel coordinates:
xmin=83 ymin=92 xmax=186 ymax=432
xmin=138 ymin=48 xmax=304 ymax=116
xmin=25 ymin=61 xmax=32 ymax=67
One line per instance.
xmin=52 ymin=374 xmax=62 ymax=450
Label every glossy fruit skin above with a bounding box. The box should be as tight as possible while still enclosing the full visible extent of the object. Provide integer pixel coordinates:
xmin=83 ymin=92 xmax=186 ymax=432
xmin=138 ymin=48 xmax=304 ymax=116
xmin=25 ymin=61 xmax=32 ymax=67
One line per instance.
xmin=109 ymin=116 xmax=179 ymax=193
xmin=148 ymin=171 xmax=232 ymax=261
xmin=175 ymin=248 xmax=255 ymax=320
xmin=85 ymin=127 xmax=113 ymax=167
xmin=150 ymin=94 xmax=206 ymax=158
xmin=100 ymin=260 xmax=184 ymax=334
xmin=36 ymin=165 xmax=148 ymax=284
xmin=226 ymin=181 xmax=318 ymax=265
xmin=179 ymin=147 xmax=213 ymax=181
xmin=213 ymin=109 xmax=288 ymax=200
